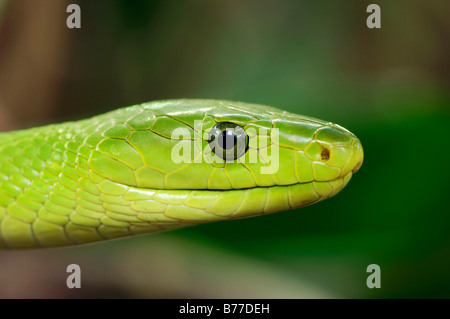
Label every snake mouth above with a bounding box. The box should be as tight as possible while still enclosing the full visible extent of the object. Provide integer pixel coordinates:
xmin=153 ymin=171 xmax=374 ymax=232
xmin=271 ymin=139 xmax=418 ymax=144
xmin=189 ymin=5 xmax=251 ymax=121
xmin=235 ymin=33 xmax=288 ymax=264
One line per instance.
xmin=142 ymin=171 xmax=354 ymax=192
xmin=230 ymin=171 xmax=355 ymax=195
xmin=126 ymin=172 xmax=355 ymax=221
xmin=224 ymin=172 xmax=354 ymax=218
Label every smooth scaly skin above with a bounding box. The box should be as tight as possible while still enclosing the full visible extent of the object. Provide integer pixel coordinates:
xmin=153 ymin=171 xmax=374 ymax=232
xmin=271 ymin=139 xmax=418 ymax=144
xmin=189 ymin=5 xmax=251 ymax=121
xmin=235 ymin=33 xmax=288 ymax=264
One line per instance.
xmin=0 ymin=99 xmax=363 ymax=249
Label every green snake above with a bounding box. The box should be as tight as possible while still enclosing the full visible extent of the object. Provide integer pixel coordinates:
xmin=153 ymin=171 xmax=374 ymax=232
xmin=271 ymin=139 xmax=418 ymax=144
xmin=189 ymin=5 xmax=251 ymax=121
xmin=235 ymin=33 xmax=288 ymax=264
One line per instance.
xmin=0 ymin=99 xmax=363 ymax=249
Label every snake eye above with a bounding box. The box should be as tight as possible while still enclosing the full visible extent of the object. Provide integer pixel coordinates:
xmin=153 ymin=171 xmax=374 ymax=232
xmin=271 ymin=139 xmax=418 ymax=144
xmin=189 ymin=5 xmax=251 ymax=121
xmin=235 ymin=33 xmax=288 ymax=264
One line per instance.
xmin=208 ymin=122 xmax=248 ymax=161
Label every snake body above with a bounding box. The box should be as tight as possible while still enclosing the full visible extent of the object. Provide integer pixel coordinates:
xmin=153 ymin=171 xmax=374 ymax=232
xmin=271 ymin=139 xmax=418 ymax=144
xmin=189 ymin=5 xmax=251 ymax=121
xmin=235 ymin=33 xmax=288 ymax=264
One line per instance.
xmin=0 ymin=99 xmax=363 ymax=249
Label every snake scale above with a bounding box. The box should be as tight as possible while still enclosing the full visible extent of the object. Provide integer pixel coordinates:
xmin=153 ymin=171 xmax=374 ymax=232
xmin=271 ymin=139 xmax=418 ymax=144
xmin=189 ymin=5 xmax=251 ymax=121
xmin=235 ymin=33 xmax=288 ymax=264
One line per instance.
xmin=0 ymin=99 xmax=363 ymax=249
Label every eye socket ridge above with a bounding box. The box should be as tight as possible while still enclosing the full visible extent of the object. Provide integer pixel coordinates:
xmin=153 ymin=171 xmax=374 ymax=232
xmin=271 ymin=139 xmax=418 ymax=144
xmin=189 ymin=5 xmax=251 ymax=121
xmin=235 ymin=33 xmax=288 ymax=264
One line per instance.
xmin=208 ymin=122 xmax=248 ymax=161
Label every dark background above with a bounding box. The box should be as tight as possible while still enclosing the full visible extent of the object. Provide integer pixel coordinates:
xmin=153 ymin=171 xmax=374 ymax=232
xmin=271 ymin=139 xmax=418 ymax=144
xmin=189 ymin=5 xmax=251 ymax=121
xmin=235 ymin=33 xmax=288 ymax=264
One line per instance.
xmin=0 ymin=0 xmax=449 ymax=298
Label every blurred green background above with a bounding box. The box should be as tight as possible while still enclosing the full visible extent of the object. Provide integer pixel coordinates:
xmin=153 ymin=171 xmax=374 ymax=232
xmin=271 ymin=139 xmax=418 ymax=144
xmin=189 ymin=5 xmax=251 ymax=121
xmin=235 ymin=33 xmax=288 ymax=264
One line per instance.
xmin=0 ymin=0 xmax=449 ymax=298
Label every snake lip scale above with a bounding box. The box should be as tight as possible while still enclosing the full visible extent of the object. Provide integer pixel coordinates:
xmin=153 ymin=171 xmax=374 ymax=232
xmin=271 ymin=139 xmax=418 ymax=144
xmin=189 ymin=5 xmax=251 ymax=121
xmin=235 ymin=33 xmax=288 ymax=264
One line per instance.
xmin=0 ymin=99 xmax=363 ymax=249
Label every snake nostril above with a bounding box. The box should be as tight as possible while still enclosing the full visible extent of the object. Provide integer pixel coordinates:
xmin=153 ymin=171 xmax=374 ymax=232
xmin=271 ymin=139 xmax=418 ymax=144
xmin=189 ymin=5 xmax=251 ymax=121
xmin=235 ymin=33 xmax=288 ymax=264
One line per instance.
xmin=320 ymin=147 xmax=330 ymax=161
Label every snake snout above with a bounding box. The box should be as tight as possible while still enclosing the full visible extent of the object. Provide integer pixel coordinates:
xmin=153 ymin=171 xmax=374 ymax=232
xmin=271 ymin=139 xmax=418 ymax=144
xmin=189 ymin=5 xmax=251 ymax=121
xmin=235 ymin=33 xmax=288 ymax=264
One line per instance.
xmin=341 ymin=138 xmax=364 ymax=176
xmin=311 ymin=125 xmax=363 ymax=179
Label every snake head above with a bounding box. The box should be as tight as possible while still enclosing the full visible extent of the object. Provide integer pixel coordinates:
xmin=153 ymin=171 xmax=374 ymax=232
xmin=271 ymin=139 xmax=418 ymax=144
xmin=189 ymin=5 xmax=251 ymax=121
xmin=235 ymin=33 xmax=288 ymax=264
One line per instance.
xmin=0 ymin=99 xmax=364 ymax=248
xmin=87 ymin=99 xmax=363 ymax=211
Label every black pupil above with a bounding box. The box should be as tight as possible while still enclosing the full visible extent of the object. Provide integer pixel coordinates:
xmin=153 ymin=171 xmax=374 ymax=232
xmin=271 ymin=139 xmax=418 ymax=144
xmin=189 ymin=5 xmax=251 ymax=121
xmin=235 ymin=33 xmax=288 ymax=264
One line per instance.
xmin=218 ymin=130 xmax=236 ymax=150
